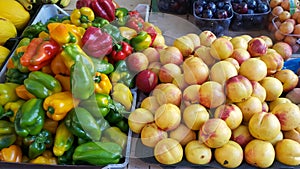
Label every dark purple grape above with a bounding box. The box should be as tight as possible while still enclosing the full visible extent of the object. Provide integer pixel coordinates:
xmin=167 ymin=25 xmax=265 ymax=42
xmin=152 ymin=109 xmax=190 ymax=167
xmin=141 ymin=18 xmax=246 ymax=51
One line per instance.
xmin=216 ymin=1 xmax=225 ymax=9
xmin=245 ymin=0 xmax=257 ymax=9
xmin=206 ymin=2 xmax=217 ymax=13
xmin=256 ymin=2 xmax=269 ymax=13
xmin=195 ymin=5 xmax=204 ymax=16
xmin=217 ymin=9 xmax=228 ymax=19
xmin=202 ymin=9 xmax=213 ymax=18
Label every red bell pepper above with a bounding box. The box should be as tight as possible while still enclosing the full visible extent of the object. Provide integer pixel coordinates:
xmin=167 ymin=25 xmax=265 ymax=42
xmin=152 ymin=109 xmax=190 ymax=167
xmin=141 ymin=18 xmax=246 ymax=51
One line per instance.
xmin=110 ymin=41 xmax=133 ymax=62
xmin=82 ymin=26 xmax=113 ymax=59
xmin=20 ymin=38 xmax=60 ymax=71
xmin=125 ymin=13 xmax=145 ymax=32
xmin=76 ymin=0 xmax=93 ymax=9
xmin=91 ymin=0 xmax=116 ymax=22
xmin=142 ymin=22 xmax=158 ymax=46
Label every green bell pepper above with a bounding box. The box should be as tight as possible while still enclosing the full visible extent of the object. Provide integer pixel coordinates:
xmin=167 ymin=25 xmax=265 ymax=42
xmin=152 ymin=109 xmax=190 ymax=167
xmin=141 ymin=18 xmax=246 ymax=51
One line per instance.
xmin=3 ymin=99 xmax=25 ymax=122
xmin=0 ymin=120 xmax=17 ymax=149
xmin=5 ymin=68 xmax=29 ymax=84
xmin=109 ymin=60 xmax=135 ymax=88
xmin=57 ymin=143 xmax=76 ymax=165
xmin=130 ymin=31 xmax=152 ymax=51
xmin=24 ymin=71 xmax=62 ymax=99
xmin=102 ymin=24 xmax=124 ymax=45
xmin=53 ymin=122 xmax=74 ymax=157
xmin=14 ymin=98 xmax=45 ymax=137
xmin=22 ymin=21 xmax=48 ymax=39
xmin=92 ymin=17 xmax=110 ymax=28
xmin=23 ymin=129 xmax=53 ymax=159
xmin=70 ymin=60 xmax=95 ymax=100
xmin=115 ymin=8 xmax=129 ymax=26
xmin=73 ymin=141 xmax=123 ymax=166
xmin=0 ymin=82 xmax=20 ymax=106
xmin=102 ymin=127 xmax=127 ymax=149
xmin=90 ymin=57 xmax=114 ymax=75
xmin=10 ymin=38 xmax=31 ymax=73
xmin=64 ymin=107 xmax=101 ymax=141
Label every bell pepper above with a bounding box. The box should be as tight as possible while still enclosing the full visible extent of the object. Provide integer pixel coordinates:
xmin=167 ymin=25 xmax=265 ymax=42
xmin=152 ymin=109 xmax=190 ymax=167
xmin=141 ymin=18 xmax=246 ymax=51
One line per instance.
xmin=102 ymin=24 xmax=124 ymax=45
xmin=15 ymin=85 xmax=36 ymax=100
xmin=23 ymin=129 xmax=53 ymax=159
xmin=82 ymin=26 xmax=113 ymax=58
xmin=43 ymin=118 xmax=58 ymax=134
xmin=5 ymin=68 xmax=29 ymax=84
xmin=73 ymin=141 xmax=122 ymax=166
xmin=70 ymin=7 xmax=95 ymax=29
xmin=119 ymin=26 xmax=137 ymax=40
xmin=43 ymin=91 xmax=80 ymax=121
xmin=115 ymin=118 xmax=129 ymax=133
xmin=109 ymin=60 xmax=135 ymax=88
xmin=111 ymin=83 xmax=133 ymax=111
xmin=0 ymin=120 xmax=17 ymax=149
xmin=53 ymin=122 xmax=74 ymax=157
xmin=90 ymin=57 xmax=114 ymax=74
xmin=94 ymin=72 xmax=112 ymax=95
xmin=91 ymin=0 xmax=116 ymax=22
xmin=22 ymin=21 xmax=48 ymax=39
xmin=50 ymin=53 xmax=70 ymax=76
xmin=57 ymin=143 xmax=75 ymax=165
xmin=54 ymin=74 xmax=71 ymax=91
xmin=47 ymin=23 xmax=82 ymax=46
xmin=0 ymin=82 xmax=20 ymax=106
xmin=115 ymin=7 xmax=129 ymax=26
xmin=76 ymin=0 xmax=93 ymax=9
xmin=38 ymin=31 xmax=50 ymax=40
xmin=70 ymin=60 xmax=95 ymax=100
xmin=29 ymin=150 xmax=57 ymax=165
xmin=64 ymin=107 xmax=101 ymax=141
xmin=110 ymin=41 xmax=133 ymax=62
xmin=4 ymin=99 xmax=26 ymax=122
xmin=10 ymin=38 xmax=31 ymax=73
xmin=61 ymin=43 xmax=95 ymax=76
xmin=142 ymin=22 xmax=158 ymax=46
xmin=102 ymin=127 xmax=127 ymax=149
xmin=20 ymin=38 xmax=60 ymax=71
xmin=79 ymin=93 xmax=114 ymax=118
xmin=92 ymin=16 xmax=109 ymax=28
xmin=126 ymin=12 xmax=144 ymax=32
xmin=130 ymin=31 xmax=152 ymax=51
xmin=14 ymin=98 xmax=45 ymax=137
xmin=0 ymin=144 xmax=22 ymax=163
xmin=104 ymin=101 xmax=129 ymax=133
xmin=0 ymin=105 xmax=11 ymax=120
xmin=24 ymin=71 xmax=62 ymax=99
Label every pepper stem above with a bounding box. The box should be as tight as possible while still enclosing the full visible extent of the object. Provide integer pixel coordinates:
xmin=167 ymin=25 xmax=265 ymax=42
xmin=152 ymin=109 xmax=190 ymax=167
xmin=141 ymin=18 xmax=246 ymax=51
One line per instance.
xmin=48 ymin=106 xmax=55 ymax=114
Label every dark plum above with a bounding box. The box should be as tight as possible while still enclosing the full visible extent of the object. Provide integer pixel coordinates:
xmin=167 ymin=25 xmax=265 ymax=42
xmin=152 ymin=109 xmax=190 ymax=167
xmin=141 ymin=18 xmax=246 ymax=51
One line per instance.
xmin=216 ymin=9 xmax=228 ymax=19
xmin=237 ymin=2 xmax=248 ymax=14
xmin=256 ymin=2 xmax=269 ymax=13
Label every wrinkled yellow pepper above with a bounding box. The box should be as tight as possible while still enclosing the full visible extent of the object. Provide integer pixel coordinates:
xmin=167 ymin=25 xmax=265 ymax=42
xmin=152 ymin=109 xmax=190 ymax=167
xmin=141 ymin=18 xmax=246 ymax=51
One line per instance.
xmin=111 ymin=83 xmax=133 ymax=111
xmin=29 ymin=150 xmax=57 ymax=165
xmin=94 ymin=72 xmax=112 ymax=95
xmin=70 ymin=7 xmax=95 ymax=29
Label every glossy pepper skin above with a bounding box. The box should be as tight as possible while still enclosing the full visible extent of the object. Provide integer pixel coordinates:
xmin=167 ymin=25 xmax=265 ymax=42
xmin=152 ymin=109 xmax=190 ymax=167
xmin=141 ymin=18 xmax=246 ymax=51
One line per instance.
xmin=0 ymin=144 xmax=22 ymax=163
xmin=10 ymin=38 xmax=31 ymax=73
xmin=61 ymin=43 xmax=95 ymax=76
xmin=47 ymin=23 xmax=82 ymax=46
xmin=92 ymin=17 xmax=109 ymax=28
xmin=0 ymin=82 xmax=20 ymax=106
xmin=70 ymin=7 xmax=95 ymax=29
xmin=126 ymin=12 xmax=145 ymax=32
xmin=91 ymin=0 xmax=116 ymax=22
xmin=110 ymin=41 xmax=133 ymax=62
xmin=109 ymin=60 xmax=135 ymax=88
xmin=43 ymin=91 xmax=80 ymax=121
xmin=24 ymin=71 xmax=62 ymax=99
xmin=50 ymin=52 xmax=70 ymax=76
xmin=22 ymin=21 xmax=48 ymax=39
xmin=20 ymin=38 xmax=60 ymax=71
xmin=15 ymin=85 xmax=36 ymax=100
xmin=111 ymin=83 xmax=133 ymax=111
xmin=5 ymin=68 xmax=29 ymax=84
xmin=94 ymin=72 xmax=112 ymax=95
xmin=53 ymin=122 xmax=74 ymax=157
xmin=57 ymin=143 xmax=75 ymax=165
xmin=64 ymin=107 xmax=101 ymax=141
xmin=14 ymin=98 xmax=45 ymax=137
xmin=4 ymin=99 xmax=26 ymax=122
xmin=115 ymin=7 xmax=129 ymax=26
xmin=23 ymin=129 xmax=53 ymax=159
xmin=0 ymin=120 xmax=17 ymax=149
xmin=70 ymin=60 xmax=95 ymax=100
xmin=73 ymin=141 xmax=122 ymax=166
xmin=82 ymin=26 xmax=113 ymax=58
xmin=102 ymin=127 xmax=127 ymax=149
xmin=130 ymin=31 xmax=152 ymax=51
xmin=29 ymin=150 xmax=57 ymax=165
xmin=54 ymin=74 xmax=71 ymax=91
xmin=90 ymin=57 xmax=114 ymax=75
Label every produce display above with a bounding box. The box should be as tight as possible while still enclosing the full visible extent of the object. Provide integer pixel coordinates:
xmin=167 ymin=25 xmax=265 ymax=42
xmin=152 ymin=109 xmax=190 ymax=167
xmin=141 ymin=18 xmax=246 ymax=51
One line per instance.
xmin=0 ymin=0 xmax=300 ymax=168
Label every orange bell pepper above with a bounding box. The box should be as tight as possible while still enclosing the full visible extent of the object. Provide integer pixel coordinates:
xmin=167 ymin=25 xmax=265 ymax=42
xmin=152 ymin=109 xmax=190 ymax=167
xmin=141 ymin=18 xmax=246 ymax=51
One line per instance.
xmin=50 ymin=53 xmax=70 ymax=76
xmin=43 ymin=118 xmax=59 ymax=134
xmin=29 ymin=150 xmax=57 ymax=165
xmin=94 ymin=72 xmax=112 ymax=95
xmin=54 ymin=74 xmax=71 ymax=91
xmin=0 ymin=145 xmax=22 ymax=163
xmin=43 ymin=91 xmax=80 ymax=121
xmin=15 ymin=85 xmax=36 ymax=100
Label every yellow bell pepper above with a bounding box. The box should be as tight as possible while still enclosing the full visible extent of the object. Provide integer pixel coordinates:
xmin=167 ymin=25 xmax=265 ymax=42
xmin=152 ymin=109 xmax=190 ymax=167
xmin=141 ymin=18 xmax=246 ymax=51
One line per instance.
xmin=43 ymin=91 xmax=80 ymax=121
xmin=48 ymin=23 xmax=84 ymax=46
xmin=0 ymin=145 xmax=22 ymax=163
xmin=4 ymin=99 xmax=25 ymax=122
xmin=29 ymin=150 xmax=57 ymax=165
xmin=119 ymin=26 xmax=137 ymax=40
xmin=111 ymin=83 xmax=133 ymax=111
xmin=94 ymin=72 xmax=112 ymax=95
xmin=70 ymin=7 xmax=95 ymax=29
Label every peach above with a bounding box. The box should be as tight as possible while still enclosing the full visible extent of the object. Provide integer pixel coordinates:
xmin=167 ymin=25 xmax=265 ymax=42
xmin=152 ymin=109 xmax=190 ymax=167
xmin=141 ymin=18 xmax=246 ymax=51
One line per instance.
xmin=128 ymin=108 xmax=154 ymax=134
xmin=248 ymin=111 xmax=281 ymax=141
xmin=224 ymin=57 xmax=240 ymax=70
xmin=272 ymin=5 xmax=284 ymax=16
xmin=275 ymin=139 xmax=300 ymax=166
xmin=214 ymin=103 xmax=243 ymax=130
xmin=236 ymin=96 xmax=263 ymax=123
xmin=230 ymin=48 xmax=251 ymax=65
xmin=210 ymin=37 xmax=234 ymax=60
xmin=154 ymin=103 xmax=181 ymax=131
xmin=182 ymin=56 xmax=209 ymax=85
xmin=269 ymin=131 xmax=284 ymax=145
xmin=186 ymin=33 xmax=201 ymax=49
xmin=194 ymin=45 xmax=216 ymax=67
xmin=199 ymin=81 xmax=226 ymax=109
xmin=286 ymin=88 xmax=300 ymax=104
xmin=151 ymin=83 xmax=182 ymax=106
xmin=247 ymin=37 xmax=267 ymax=57
xmin=283 ymin=126 xmax=300 ymax=143
xmin=231 ymin=124 xmax=254 ymax=148
xmin=281 ymin=0 xmax=290 ymax=11
xmin=279 ymin=21 xmax=294 ymax=34
xmin=214 ymin=140 xmax=244 ymax=168
xmin=274 ymin=69 xmax=299 ymax=92
xmin=142 ymin=47 xmax=160 ymax=63
xmin=126 ymin=52 xmax=149 ymax=74
xmin=274 ymin=29 xmax=286 ymax=41
xmin=147 ymin=61 xmax=162 ymax=75
xmin=278 ymin=10 xmax=291 ymax=22
xmin=272 ymin=41 xmax=293 ymax=61
xmin=244 ymin=139 xmax=275 ymax=168
xmin=141 ymin=122 xmax=168 ymax=147
xmin=183 ymin=104 xmax=209 ymax=131
xmin=260 ymin=50 xmax=284 ymax=75
xmin=169 ymin=124 xmax=197 ymax=146
xmin=154 ymin=138 xmax=183 ymax=165
xmin=239 ymin=58 xmax=268 ymax=81
xmin=182 ymin=84 xmax=201 ymax=107
xmin=185 ymin=140 xmax=212 ymax=165
xmin=172 ymin=73 xmax=188 ymax=91
xmin=269 ymin=97 xmax=292 ymax=112
xmin=209 ymin=60 xmax=238 ymax=85
xmin=269 ymin=0 xmax=283 ymax=8
xmin=250 ymin=81 xmax=267 ymax=103
xmin=140 ymin=96 xmax=160 ymax=114
xmin=199 ymin=118 xmax=232 ymax=148
xmin=259 ymin=35 xmax=274 ymax=48
xmin=173 ymin=35 xmax=194 ymax=57
xmin=259 ymin=77 xmax=283 ymax=101
xmin=199 ymin=30 xmax=217 ymax=47
xmin=158 ymin=63 xmax=182 ymax=83
xmin=230 ymin=36 xmax=248 ymax=50
xmin=225 ymin=75 xmax=253 ymax=103
xmin=159 ymin=46 xmax=183 ymax=65
xmin=271 ymin=102 xmax=300 ymax=131
xmin=240 ymin=34 xmax=252 ymax=43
